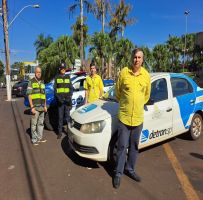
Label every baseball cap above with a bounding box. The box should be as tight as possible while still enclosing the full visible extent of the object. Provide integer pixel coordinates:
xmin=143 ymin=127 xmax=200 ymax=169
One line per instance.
xmin=59 ymin=63 xmax=66 ymax=70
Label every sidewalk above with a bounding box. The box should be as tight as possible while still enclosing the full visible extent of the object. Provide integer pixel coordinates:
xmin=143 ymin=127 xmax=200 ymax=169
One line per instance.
xmin=0 ymin=89 xmax=48 ymax=200
xmin=0 ymin=89 xmax=33 ymax=199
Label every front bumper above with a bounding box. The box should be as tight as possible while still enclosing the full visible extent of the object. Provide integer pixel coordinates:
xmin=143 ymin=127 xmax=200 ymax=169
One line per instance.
xmin=67 ymin=122 xmax=111 ymax=162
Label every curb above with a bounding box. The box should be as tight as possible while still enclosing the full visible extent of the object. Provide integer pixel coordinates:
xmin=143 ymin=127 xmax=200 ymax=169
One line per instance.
xmin=11 ymin=100 xmax=50 ymax=200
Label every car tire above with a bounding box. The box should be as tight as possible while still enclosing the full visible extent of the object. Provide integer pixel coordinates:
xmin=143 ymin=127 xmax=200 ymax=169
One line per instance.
xmin=108 ymin=133 xmax=118 ymax=168
xmin=44 ymin=112 xmax=54 ymax=131
xmin=189 ymin=113 xmax=202 ymax=140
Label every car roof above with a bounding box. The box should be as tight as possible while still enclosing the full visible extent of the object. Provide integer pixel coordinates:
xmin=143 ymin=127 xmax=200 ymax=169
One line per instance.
xmin=150 ymin=72 xmax=187 ymax=79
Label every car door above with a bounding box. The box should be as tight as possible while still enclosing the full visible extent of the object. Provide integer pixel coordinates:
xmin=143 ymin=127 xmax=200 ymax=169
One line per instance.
xmin=139 ymin=77 xmax=173 ymax=148
xmin=171 ymin=77 xmax=196 ymax=135
xmin=71 ymin=78 xmax=85 ymax=113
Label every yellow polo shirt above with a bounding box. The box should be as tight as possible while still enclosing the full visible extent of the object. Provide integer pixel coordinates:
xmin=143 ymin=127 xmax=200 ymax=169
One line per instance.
xmin=84 ymin=74 xmax=104 ymax=103
xmin=116 ymin=67 xmax=151 ymax=126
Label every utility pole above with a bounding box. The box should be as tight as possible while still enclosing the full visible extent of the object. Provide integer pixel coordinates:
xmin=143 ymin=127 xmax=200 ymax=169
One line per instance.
xmin=80 ymin=0 xmax=84 ymax=70
xmin=183 ymin=10 xmax=190 ymax=72
xmin=2 ymin=0 xmax=11 ymax=101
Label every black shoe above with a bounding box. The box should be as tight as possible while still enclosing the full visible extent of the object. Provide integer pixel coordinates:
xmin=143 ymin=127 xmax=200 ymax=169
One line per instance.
xmin=57 ymin=133 xmax=62 ymax=139
xmin=113 ymin=176 xmax=120 ymax=189
xmin=125 ymin=171 xmax=141 ymax=182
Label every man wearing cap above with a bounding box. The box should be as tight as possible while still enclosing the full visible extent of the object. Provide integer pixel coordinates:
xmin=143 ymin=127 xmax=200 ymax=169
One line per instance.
xmin=84 ymin=62 xmax=104 ymax=104
xmin=54 ymin=63 xmax=73 ymax=139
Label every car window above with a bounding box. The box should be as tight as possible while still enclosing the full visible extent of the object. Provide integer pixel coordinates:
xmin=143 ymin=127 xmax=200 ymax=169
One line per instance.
xmin=79 ymin=79 xmax=85 ymax=91
xmin=73 ymin=79 xmax=85 ymax=91
xmin=103 ymin=86 xmax=117 ymax=101
xmin=150 ymin=78 xmax=168 ymax=102
xmin=171 ymin=78 xmax=193 ymax=97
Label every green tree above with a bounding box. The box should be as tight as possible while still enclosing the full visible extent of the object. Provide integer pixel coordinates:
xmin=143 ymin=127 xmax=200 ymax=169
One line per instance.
xmin=152 ymin=44 xmax=169 ymax=72
xmin=34 ymin=34 xmax=53 ymax=58
xmin=93 ymin=0 xmax=111 ymax=33
xmin=38 ymin=36 xmax=79 ymax=82
xmin=69 ymin=0 xmax=94 ymax=68
xmin=166 ymin=35 xmax=182 ymax=72
xmin=89 ymin=32 xmax=113 ymax=77
xmin=71 ymin=16 xmax=88 ymax=58
xmin=141 ymin=46 xmax=154 ymax=72
xmin=0 ymin=60 xmax=4 ymax=78
xmin=109 ymin=0 xmax=135 ymax=38
xmin=113 ymin=38 xmax=134 ymax=71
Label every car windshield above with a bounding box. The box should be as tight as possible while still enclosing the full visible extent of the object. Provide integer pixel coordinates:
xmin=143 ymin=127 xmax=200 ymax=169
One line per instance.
xmin=70 ymin=75 xmax=78 ymax=82
xmin=103 ymin=86 xmax=117 ymax=102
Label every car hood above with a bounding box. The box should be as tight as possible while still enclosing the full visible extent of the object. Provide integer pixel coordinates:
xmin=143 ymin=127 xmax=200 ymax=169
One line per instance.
xmin=71 ymin=99 xmax=118 ymax=124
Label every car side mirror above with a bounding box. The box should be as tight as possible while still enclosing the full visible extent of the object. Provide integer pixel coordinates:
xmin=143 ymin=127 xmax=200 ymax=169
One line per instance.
xmin=146 ymin=98 xmax=154 ymax=105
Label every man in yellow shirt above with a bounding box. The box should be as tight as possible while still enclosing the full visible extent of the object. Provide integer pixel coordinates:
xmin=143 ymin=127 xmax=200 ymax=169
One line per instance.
xmin=113 ymin=48 xmax=151 ymax=189
xmin=84 ymin=62 xmax=104 ymax=103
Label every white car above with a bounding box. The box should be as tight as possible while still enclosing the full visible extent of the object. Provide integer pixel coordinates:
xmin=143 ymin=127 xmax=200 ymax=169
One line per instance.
xmin=44 ymin=74 xmax=114 ymax=130
xmin=68 ymin=73 xmax=203 ymax=162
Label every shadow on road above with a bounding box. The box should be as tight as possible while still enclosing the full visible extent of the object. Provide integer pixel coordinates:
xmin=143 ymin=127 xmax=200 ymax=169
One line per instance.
xmin=61 ymin=136 xmax=99 ymax=169
xmin=99 ymin=162 xmax=114 ymax=178
xmin=176 ymin=132 xmax=192 ymax=141
xmin=26 ymin=128 xmax=31 ymax=139
xmin=190 ymin=152 xmax=203 ymax=160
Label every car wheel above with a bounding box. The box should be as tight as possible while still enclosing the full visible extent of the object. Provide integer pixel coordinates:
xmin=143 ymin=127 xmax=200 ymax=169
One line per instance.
xmin=44 ymin=112 xmax=54 ymax=131
xmin=109 ymin=133 xmax=118 ymax=168
xmin=189 ymin=113 xmax=202 ymax=140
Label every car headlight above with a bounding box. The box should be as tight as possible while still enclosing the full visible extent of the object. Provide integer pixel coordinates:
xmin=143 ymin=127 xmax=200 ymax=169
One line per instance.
xmin=80 ymin=120 xmax=106 ymax=134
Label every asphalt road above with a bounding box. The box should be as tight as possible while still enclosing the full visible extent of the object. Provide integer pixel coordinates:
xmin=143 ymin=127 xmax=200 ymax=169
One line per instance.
xmin=0 ymin=89 xmax=202 ymax=200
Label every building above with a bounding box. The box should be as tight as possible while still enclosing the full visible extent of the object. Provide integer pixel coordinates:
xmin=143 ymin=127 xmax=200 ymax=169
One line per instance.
xmin=23 ymin=61 xmax=38 ymax=79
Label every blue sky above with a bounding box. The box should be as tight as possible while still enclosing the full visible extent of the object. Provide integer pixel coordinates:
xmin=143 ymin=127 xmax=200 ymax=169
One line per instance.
xmin=0 ymin=0 xmax=203 ymax=64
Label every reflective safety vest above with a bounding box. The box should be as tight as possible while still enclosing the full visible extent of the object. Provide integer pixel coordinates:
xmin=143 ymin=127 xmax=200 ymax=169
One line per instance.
xmin=31 ymin=78 xmax=46 ymax=107
xmin=56 ymin=78 xmax=70 ymax=94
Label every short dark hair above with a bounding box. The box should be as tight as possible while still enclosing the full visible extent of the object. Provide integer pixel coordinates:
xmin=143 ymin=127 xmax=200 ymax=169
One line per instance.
xmin=131 ymin=48 xmax=144 ymax=58
xmin=90 ymin=61 xmax=96 ymax=68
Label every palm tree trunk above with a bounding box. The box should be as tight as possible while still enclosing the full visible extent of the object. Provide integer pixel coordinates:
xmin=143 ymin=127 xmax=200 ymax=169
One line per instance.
xmin=101 ymin=0 xmax=105 ymax=75
xmin=101 ymin=0 xmax=105 ymax=33
xmin=80 ymin=0 xmax=84 ymax=69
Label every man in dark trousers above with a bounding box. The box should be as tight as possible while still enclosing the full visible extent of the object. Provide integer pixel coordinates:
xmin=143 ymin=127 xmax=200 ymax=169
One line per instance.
xmin=113 ymin=48 xmax=151 ymax=189
xmin=54 ymin=63 xmax=73 ymax=139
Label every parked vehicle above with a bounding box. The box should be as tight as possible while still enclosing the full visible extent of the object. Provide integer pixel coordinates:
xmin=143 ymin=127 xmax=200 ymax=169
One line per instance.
xmin=68 ymin=73 xmax=203 ymax=163
xmin=12 ymin=80 xmax=29 ymax=97
xmin=24 ymin=73 xmax=114 ymax=130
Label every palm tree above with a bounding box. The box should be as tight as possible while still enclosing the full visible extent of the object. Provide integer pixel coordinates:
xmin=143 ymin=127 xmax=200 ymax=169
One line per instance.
xmin=141 ymin=46 xmax=154 ymax=72
xmin=89 ymin=32 xmax=113 ymax=77
xmin=38 ymin=36 xmax=79 ymax=82
xmin=34 ymin=34 xmax=53 ymax=58
xmin=113 ymin=38 xmax=134 ymax=71
xmin=92 ymin=0 xmax=111 ymax=72
xmin=109 ymin=0 xmax=135 ymax=38
xmin=69 ymin=0 xmax=93 ymax=69
xmin=71 ymin=16 xmax=88 ymax=58
xmin=92 ymin=0 xmax=111 ymax=33
xmin=166 ymin=35 xmax=182 ymax=72
xmin=152 ymin=44 xmax=169 ymax=72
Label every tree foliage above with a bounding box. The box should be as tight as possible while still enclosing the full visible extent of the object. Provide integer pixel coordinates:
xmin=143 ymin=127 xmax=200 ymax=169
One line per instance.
xmin=34 ymin=34 xmax=53 ymax=59
xmin=89 ymin=32 xmax=113 ymax=74
xmin=38 ymin=36 xmax=79 ymax=82
xmin=113 ymin=38 xmax=134 ymax=70
xmin=109 ymin=0 xmax=135 ymax=38
xmin=0 ymin=60 xmax=4 ymax=78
